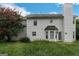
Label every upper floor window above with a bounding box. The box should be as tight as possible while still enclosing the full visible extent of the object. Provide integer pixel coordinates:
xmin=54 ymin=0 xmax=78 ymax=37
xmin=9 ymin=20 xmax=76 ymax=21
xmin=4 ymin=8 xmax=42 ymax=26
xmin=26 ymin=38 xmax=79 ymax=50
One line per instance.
xmin=50 ymin=20 xmax=53 ymax=23
xmin=34 ymin=20 xmax=37 ymax=26
xmin=73 ymin=20 xmax=75 ymax=24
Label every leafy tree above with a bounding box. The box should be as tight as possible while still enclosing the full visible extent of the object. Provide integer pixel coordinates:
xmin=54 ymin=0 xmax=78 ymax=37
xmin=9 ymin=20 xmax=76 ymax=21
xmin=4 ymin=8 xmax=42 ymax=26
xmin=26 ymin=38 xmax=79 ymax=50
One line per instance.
xmin=0 ymin=7 xmax=26 ymax=41
xmin=76 ymin=19 xmax=79 ymax=40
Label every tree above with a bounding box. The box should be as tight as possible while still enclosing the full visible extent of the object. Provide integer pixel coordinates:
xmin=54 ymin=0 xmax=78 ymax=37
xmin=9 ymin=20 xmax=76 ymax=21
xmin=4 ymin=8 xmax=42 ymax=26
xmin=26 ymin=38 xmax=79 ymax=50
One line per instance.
xmin=76 ymin=20 xmax=79 ymax=40
xmin=0 ymin=7 xmax=25 ymax=41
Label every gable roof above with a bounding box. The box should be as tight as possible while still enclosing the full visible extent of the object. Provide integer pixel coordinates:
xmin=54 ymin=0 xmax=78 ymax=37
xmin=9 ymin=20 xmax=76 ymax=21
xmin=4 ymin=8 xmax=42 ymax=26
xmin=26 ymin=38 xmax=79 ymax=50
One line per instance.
xmin=27 ymin=14 xmax=64 ymax=19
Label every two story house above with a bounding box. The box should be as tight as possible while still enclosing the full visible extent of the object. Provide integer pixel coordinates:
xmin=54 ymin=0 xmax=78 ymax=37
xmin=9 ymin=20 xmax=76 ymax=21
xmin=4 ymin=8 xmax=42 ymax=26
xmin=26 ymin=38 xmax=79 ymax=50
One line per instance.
xmin=26 ymin=3 xmax=76 ymax=42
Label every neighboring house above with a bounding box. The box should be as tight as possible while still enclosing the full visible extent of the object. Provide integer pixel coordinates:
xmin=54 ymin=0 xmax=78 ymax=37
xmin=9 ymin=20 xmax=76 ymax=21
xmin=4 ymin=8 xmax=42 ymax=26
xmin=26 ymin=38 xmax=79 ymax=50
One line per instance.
xmin=26 ymin=3 xmax=76 ymax=42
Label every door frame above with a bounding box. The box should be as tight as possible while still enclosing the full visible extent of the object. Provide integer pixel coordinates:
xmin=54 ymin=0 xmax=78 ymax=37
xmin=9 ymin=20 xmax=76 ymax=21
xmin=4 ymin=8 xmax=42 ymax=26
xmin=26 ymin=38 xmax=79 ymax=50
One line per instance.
xmin=45 ymin=30 xmax=58 ymax=40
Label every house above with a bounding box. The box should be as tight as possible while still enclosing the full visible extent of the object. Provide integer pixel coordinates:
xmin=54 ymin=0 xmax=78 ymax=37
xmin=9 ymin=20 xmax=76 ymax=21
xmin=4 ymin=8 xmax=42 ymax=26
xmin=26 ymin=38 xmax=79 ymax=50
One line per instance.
xmin=26 ymin=3 xmax=76 ymax=42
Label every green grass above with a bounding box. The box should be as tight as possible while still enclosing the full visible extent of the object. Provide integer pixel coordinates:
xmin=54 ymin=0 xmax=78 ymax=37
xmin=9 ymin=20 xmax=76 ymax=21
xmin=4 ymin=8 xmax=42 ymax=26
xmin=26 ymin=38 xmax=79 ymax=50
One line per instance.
xmin=0 ymin=41 xmax=79 ymax=56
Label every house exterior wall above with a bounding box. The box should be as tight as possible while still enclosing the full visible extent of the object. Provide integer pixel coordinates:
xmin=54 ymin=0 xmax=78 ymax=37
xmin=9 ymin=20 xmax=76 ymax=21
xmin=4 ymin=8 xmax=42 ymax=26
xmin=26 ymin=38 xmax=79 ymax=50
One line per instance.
xmin=63 ymin=3 xmax=76 ymax=42
xmin=26 ymin=18 xmax=63 ymax=41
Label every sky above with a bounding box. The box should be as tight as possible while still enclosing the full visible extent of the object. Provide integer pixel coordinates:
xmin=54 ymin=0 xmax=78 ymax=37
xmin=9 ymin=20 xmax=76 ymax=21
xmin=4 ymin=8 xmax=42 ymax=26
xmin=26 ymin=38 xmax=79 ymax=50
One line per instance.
xmin=0 ymin=3 xmax=79 ymax=16
xmin=16 ymin=3 xmax=62 ymax=14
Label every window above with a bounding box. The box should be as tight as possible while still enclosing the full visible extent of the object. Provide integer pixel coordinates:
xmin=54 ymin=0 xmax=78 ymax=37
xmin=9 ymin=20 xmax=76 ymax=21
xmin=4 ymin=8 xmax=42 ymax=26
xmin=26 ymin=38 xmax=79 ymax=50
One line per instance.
xmin=73 ymin=19 xmax=75 ymax=24
xmin=59 ymin=32 xmax=61 ymax=40
xmin=32 ymin=32 xmax=36 ymax=36
xmin=34 ymin=20 xmax=37 ymax=26
xmin=46 ymin=31 xmax=48 ymax=39
xmin=50 ymin=20 xmax=53 ymax=23
xmin=55 ymin=31 xmax=58 ymax=39
xmin=73 ymin=32 xmax=74 ymax=39
xmin=73 ymin=20 xmax=74 ymax=24
xmin=50 ymin=31 xmax=54 ymax=39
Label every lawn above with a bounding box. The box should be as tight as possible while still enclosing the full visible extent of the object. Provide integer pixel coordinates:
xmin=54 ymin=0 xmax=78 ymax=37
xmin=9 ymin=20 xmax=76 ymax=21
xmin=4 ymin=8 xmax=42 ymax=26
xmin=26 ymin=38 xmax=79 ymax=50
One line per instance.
xmin=0 ymin=41 xmax=79 ymax=56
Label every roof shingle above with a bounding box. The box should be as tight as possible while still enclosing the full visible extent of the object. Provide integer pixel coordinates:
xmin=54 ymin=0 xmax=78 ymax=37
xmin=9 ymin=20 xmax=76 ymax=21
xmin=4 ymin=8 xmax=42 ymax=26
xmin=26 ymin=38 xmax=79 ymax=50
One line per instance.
xmin=27 ymin=14 xmax=64 ymax=19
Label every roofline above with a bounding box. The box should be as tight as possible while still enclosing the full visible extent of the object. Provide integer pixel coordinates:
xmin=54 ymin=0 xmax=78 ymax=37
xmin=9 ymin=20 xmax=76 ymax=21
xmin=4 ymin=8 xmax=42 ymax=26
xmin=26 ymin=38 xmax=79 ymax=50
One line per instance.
xmin=26 ymin=14 xmax=77 ymax=19
xmin=26 ymin=14 xmax=64 ymax=19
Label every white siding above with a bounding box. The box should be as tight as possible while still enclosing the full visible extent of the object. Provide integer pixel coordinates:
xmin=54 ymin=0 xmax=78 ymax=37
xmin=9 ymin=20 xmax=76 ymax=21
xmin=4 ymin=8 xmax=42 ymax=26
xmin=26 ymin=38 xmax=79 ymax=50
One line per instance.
xmin=63 ymin=3 xmax=76 ymax=42
xmin=27 ymin=18 xmax=63 ymax=41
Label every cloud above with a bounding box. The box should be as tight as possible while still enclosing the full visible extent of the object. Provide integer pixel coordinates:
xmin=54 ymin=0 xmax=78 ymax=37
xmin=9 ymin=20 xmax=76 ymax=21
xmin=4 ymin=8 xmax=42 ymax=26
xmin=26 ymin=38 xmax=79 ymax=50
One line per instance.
xmin=49 ymin=12 xmax=58 ymax=14
xmin=55 ymin=4 xmax=62 ymax=7
xmin=0 ymin=3 xmax=31 ymax=16
xmin=73 ymin=3 xmax=79 ymax=6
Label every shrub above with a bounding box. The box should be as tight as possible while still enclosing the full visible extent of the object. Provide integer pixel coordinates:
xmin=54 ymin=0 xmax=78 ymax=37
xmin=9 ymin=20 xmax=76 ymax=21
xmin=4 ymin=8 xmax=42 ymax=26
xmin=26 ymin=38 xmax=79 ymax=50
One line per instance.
xmin=0 ymin=39 xmax=17 ymax=43
xmin=7 ymin=40 xmax=18 ymax=42
xmin=0 ymin=39 xmax=7 ymax=42
xmin=19 ymin=37 xmax=30 ymax=43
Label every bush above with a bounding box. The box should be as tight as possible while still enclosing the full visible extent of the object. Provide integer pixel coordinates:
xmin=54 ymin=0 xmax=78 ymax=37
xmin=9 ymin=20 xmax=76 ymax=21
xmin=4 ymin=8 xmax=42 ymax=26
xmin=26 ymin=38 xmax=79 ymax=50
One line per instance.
xmin=0 ymin=38 xmax=17 ymax=43
xmin=7 ymin=40 xmax=18 ymax=42
xmin=19 ymin=37 xmax=30 ymax=43
xmin=0 ymin=39 xmax=7 ymax=43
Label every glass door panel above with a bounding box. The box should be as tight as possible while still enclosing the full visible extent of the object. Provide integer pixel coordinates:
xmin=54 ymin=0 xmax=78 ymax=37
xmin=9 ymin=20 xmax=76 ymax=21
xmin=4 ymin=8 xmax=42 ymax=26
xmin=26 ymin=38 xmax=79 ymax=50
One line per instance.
xmin=50 ymin=31 xmax=54 ymax=39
